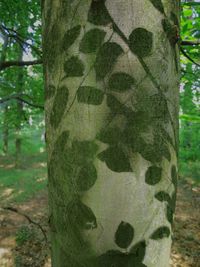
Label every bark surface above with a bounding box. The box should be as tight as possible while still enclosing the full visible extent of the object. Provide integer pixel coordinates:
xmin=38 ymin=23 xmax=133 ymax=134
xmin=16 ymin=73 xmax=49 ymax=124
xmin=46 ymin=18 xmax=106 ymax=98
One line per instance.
xmin=43 ymin=1 xmax=180 ymax=266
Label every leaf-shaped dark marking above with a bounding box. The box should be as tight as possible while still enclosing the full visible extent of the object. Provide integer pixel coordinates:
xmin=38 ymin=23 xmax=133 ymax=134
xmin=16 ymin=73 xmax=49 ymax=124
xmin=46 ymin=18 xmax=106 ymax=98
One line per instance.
xmin=79 ymin=28 xmax=106 ymax=53
xmin=76 ymin=163 xmax=97 ymax=191
xmin=50 ymin=86 xmax=69 ymax=129
xmin=107 ymin=94 xmax=128 ymax=114
xmin=108 ymin=72 xmax=135 ymax=92
xmin=96 ymin=250 xmax=147 ymax=267
xmin=130 ymin=240 xmax=146 ymax=263
xmin=68 ymin=200 xmax=97 ymax=230
xmin=95 ymin=42 xmax=123 ymax=80
xmin=129 ymin=28 xmax=153 ymax=58
xmin=148 ymin=0 xmax=165 ymax=14
xmin=145 ymin=166 xmax=162 ymax=185
xmin=150 ymin=226 xmax=170 ymax=240
xmin=71 ymin=140 xmax=98 ymax=164
xmin=155 ymin=191 xmax=171 ymax=203
xmin=88 ymin=0 xmax=111 ymax=26
xmin=115 ymin=221 xmax=134 ymax=249
xmin=64 ymin=56 xmax=84 ymax=77
xmin=45 ymin=84 xmax=56 ymax=100
xmin=139 ymin=143 xmax=163 ymax=163
xmin=77 ymin=86 xmax=104 ymax=105
xmin=166 ymin=205 xmax=174 ymax=224
xmin=162 ymin=19 xmax=177 ymax=43
xmin=63 ymin=25 xmax=81 ymax=51
xmin=98 ymin=146 xmax=132 ymax=173
xmin=97 ymin=127 xmax=122 ymax=144
xmin=171 ymin=165 xmax=177 ymax=189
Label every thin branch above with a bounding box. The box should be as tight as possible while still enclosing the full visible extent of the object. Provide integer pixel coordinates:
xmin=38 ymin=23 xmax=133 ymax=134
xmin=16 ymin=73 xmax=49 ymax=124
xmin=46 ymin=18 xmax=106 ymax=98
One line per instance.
xmin=0 ymin=94 xmax=44 ymax=109
xmin=181 ymin=40 xmax=200 ymax=46
xmin=180 ymin=47 xmax=200 ymax=67
xmin=0 ymin=59 xmax=43 ymax=71
xmin=2 ymin=206 xmax=47 ymax=243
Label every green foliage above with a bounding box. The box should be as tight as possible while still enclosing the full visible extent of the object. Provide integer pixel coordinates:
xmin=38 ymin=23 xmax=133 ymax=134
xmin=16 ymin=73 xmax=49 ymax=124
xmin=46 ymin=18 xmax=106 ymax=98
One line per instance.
xmin=15 ymin=225 xmax=35 ymax=246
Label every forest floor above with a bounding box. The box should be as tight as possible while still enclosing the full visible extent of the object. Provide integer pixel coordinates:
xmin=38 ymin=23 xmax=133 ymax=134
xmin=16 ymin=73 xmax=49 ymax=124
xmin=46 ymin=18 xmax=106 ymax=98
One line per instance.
xmin=0 ymin=156 xmax=200 ymax=266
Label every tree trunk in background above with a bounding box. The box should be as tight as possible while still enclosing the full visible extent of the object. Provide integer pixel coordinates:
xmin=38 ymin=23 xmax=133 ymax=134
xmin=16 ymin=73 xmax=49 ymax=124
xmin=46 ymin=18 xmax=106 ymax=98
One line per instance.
xmin=15 ymin=50 xmax=24 ymax=168
xmin=1 ymin=35 xmax=9 ymax=155
xmin=3 ymin=105 xmax=9 ymax=154
xmin=43 ymin=1 xmax=180 ymax=266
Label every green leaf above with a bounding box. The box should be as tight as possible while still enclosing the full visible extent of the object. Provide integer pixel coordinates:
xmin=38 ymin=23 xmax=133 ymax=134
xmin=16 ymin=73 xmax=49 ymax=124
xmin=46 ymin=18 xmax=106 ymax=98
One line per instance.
xmin=155 ymin=191 xmax=171 ymax=203
xmin=79 ymin=28 xmax=106 ymax=53
xmin=130 ymin=240 xmax=146 ymax=263
xmin=148 ymin=0 xmax=165 ymax=14
xmin=77 ymin=86 xmax=104 ymax=105
xmin=150 ymin=226 xmax=170 ymax=240
xmin=95 ymin=42 xmax=123 ymax=80
xmin=76 ymin=163 xmax=97 ymax=191
xmin=129 ymin=28 xmax=153 ymax=58
xmin=145 ymin=166 xmax=162 ymax=185
xmin=63 ymin=25 xmax=81 ymax=51
xmin=64 ymin=56 xmax=84 ymax=77
xmin=88 ymin=0 xmax=111 ymax=26
xmin=50 ymin=86 xmax=69 ymax=128
xmin=115 ymin=221 xmax=134 ymax=249
xmin=108 ymin=72 xmax=135 ymax=92
xmin=98 ymin=146 xmax=132 ymax=173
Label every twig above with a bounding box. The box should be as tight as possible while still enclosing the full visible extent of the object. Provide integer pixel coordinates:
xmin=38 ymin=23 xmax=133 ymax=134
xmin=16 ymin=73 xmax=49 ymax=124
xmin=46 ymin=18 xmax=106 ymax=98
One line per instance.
xmin=180 ymin=47 xmax=200 ymax=67
xmin=0 ymin=59 xmax=43 ymax=71
xmin=2 ymin=206 xmax=48 ymax=243
xmin=181 ymin=40 xmax=200 ymax=46
xmin=0 ymin=94 xmax=44 ymax=109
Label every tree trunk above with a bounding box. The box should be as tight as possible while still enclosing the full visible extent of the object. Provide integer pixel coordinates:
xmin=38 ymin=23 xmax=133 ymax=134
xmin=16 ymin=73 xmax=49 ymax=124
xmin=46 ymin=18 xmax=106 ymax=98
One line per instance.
xmin=42 ymin=1 xmax=180 ymax=266
xmin=15 ymin=50 xmax=24 ymax=168
xmin=3 ymin=105 xmax=9 ymax=155
xmin=1 ymin=35 xmax=9 ymax=155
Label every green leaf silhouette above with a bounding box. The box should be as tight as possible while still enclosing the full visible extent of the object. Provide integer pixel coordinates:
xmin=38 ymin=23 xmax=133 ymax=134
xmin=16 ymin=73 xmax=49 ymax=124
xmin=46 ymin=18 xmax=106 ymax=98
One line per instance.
xmin=129 ymin=28 xmax=153 ymax=57
xmin=64 ymin=56 xmax=84 ymax=77
xmin=145 ymin=166 xmax=162 ymax=185
xmin=95 ymin=42 xmax=123 ymax=80
xmin=88 ymin=0 xmax=111 ymax=26
xmin=98 ymin=146 xmax=132 ymax=173
xmin=150 ymin=226 xmax=170 ymax=240
xmin=63 ymin=25 xmax=81 ymax=51
xmin=115 ymin=221 xmax=134 ymax=248
xmin=76 ymin=163 xmax=97 ymax=191
xmin=108 ymin=72 xmax=135 ymax=92
xmin=79 ymin=28 xmax=106 ymax=53
xmin=77 ymin=86 xmax=104 ymax=105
